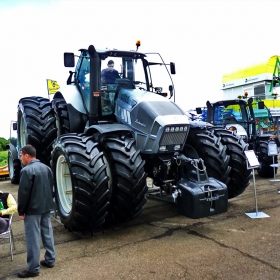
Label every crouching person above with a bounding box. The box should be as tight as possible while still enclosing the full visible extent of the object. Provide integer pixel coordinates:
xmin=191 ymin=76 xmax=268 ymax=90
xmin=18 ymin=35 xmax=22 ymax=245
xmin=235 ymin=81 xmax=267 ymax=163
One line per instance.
xmin=0 ymin=190 xmax=17 ymax=233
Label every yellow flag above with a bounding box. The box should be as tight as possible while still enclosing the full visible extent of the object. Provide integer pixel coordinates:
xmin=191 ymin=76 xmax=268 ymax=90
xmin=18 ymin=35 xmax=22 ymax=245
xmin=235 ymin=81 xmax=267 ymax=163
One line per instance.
xmin=47 ymin=79 xmax=60 ymax=95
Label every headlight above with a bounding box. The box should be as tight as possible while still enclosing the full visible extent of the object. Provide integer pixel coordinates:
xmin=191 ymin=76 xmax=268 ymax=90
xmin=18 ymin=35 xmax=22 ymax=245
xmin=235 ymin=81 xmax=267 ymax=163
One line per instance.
xmin=159 ymin=145 xmax=167 ymax=151
xmin=159 ymin=124 xmax=189 ymax=153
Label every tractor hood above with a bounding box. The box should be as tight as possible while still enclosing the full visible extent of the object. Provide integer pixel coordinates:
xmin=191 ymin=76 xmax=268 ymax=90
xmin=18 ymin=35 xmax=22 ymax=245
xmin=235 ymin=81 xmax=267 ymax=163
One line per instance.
xmin=115 ymin=88 xmax=189 ymax=133
xmin=115 ymin=88 xmax=190 ymax=153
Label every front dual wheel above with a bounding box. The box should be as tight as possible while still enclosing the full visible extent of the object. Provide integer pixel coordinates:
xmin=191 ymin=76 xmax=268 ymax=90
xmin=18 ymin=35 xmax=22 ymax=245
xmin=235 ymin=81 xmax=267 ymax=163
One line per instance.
xmin=51 ymin=133 xmax=147 ymax=232
xmin=187 ymin=127 xmax=251 ymax=199
xmin=51 ymin=133 xmax=110 ymax=231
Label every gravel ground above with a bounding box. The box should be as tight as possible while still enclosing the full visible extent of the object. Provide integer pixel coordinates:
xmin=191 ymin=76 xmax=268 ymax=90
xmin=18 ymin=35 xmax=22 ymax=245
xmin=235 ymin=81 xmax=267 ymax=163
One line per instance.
xmin=1 ymin=172 xmax=280 ymax=280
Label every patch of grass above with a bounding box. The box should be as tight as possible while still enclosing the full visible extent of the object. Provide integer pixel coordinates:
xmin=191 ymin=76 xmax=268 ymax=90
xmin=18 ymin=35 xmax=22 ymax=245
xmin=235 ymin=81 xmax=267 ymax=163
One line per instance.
xmin=0 ymin=150 xmax=8 ymax=167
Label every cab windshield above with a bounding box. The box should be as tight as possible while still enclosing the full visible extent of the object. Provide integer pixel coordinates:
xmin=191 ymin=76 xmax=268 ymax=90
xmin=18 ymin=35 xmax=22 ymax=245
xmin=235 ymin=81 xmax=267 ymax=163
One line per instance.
xmin=76 ymin=54 xmax=148 ymax=115
xmin=75 ymin=52 xmax=174 ymax=117
xmin=100 ymin=56 xmax=147 ymax=90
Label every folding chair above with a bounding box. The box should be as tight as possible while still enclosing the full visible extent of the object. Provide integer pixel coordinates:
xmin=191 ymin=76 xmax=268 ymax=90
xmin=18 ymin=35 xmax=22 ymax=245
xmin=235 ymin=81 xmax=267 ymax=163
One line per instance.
xmin=0 ymin=215 xmax=15 ymax=261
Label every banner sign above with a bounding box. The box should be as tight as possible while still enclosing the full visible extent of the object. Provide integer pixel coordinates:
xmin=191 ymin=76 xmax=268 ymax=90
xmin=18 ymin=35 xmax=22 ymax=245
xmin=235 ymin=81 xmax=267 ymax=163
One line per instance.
xmin=47 ymin=79 xmax=60 ymax=95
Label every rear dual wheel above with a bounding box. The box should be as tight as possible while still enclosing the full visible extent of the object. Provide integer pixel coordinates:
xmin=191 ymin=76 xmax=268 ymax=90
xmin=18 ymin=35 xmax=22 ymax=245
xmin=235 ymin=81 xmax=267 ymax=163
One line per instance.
xmin=8 ymin=150 xmax=21 ymax=184
xmin=18 ymin=96 xmax=57 ymax=165
xmin=8 ymin=96 xmax=56 ymax=183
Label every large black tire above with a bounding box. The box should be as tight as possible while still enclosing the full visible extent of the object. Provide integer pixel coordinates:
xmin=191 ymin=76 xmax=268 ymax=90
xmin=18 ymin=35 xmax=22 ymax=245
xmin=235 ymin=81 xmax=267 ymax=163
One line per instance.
xmin=207 ymin=128 xmax=251 ymax=198
xmin=257 ymin=140 xmax=277 ymax=178
xmin=51 ymin=133 xmax=110 ymax=231
xmin=8 ymin=150 xmax=21 ymax=184
xmin=186 ymin=128 xmax=231 ymax=186
xmin=52 ymin=98 xmax=70 ymax=136
xmin=18 ymin=96 xmax=57 ymax=165
xmin=100 ymin=134 xmax=147 ymax=223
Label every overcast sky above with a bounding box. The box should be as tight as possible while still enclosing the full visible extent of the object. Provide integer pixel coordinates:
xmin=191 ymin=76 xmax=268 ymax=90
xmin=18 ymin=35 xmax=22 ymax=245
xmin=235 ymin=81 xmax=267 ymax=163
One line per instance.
xmin=1 ymin=0 xmax=280 ymax=139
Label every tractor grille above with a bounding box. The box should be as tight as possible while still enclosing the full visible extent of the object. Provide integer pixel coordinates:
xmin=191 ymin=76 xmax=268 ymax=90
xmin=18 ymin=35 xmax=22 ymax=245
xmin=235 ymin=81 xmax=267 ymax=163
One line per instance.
xmin=160 ymin=132 xmax=186 ymax=145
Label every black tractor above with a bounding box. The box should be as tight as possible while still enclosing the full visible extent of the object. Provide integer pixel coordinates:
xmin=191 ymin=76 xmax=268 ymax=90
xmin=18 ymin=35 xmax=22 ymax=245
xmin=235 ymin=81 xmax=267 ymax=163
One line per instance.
xmin=7 ymin=42 xmax=250 ymax=232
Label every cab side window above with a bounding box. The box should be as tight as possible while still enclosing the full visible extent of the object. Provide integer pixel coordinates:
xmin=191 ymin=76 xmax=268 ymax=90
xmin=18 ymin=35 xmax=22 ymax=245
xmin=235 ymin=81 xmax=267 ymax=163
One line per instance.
xmin=78 ymin=57 xmax=90 ymax=111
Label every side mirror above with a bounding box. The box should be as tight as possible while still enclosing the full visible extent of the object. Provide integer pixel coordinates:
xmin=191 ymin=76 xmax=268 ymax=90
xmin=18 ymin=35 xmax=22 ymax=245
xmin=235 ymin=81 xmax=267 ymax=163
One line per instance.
xmin=196 ymin=107 xmax=202 ymax=114
xmin=170 ymin=62 xmax=176 ymax=74
xmin=12 ymin=122 xmax=17 ymax=131
xmin=64 ymin=53 xmax=75 ymax=67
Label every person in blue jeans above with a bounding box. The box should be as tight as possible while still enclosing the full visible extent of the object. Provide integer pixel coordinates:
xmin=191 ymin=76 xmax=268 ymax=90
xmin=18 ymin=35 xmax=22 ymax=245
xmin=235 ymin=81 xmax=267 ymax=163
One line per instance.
xmin=101 ymin=60 xmax=120 ymax=83
xmin=17 ymin=145 xmax=56 ymax=278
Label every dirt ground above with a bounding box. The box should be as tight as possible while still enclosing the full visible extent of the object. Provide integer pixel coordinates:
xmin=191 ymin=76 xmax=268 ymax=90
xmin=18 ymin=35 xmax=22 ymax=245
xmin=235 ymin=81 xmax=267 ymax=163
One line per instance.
xmin=1 ymin=172 xmax=280 ymax=280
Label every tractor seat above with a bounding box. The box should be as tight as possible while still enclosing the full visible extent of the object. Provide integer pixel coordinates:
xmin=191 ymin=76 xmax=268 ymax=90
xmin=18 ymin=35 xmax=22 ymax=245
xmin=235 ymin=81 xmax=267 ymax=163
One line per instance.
xmin=115 ymin=78 xmax=135 ymax=89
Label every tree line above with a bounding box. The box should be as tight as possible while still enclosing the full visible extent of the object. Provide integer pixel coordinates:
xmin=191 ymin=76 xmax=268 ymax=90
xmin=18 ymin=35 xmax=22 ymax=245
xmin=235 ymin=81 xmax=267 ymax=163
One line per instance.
xmin=0 ymin=137 xmax=16 ymax=151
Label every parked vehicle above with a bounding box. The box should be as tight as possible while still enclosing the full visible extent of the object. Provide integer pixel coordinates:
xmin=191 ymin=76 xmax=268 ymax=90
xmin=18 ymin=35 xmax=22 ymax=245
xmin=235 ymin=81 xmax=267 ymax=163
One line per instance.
xmin=197 ymin=97 xmax=278 ymax=177
xmin=7 ymin=42 xmax=250 ymax=232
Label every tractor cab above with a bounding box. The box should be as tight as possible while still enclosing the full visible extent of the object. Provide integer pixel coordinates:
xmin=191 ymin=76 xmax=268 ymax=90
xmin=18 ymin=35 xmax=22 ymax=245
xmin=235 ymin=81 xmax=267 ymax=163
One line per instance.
xmin=205 ymin=97 xmax=276 ymax=141
xmin=207 ymin=99 xmax=251 ymax=137
xmin=64 ymin=44 xmax=176 ymax=125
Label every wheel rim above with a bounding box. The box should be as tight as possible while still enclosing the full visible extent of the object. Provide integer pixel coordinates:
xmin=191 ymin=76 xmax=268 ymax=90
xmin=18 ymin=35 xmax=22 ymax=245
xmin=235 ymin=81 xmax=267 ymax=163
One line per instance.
xmin=56 ymin=154 xmax=72 ymax=214
xmin=19 ymin=114 xmax=27 ymax=147
xmin=8 ymin=153 xmax=14 ymax=179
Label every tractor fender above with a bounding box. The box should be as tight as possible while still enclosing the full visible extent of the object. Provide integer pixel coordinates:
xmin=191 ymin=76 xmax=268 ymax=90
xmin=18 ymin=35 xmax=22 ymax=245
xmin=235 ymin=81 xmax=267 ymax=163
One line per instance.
xmin=53 ymin=85 xmax=86 ymax=114
xmin=6 ymin=142 xmax=18 ymax=160
xmin=66 ymin=103 xmax=88 ymax=133
xmin=85 ymin=123 xmax=133 ymax=136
